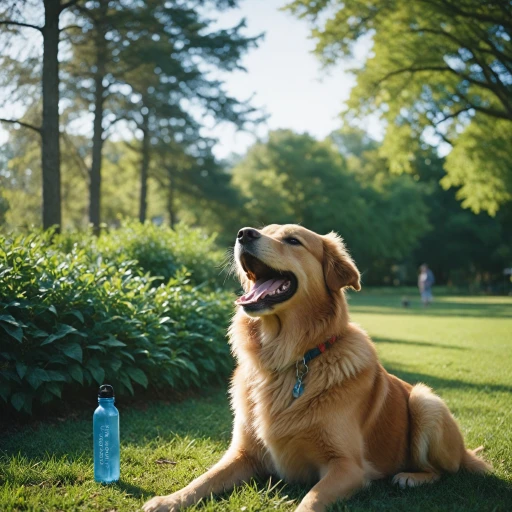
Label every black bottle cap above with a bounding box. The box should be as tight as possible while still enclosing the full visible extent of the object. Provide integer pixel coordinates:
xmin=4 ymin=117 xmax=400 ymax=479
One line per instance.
xmin=98 ymin=384 xmax=114 ymax=398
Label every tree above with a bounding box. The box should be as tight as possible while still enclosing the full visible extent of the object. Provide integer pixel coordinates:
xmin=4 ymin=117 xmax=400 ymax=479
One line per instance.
xmin=64 ymin=0 xmax=260 ymax=229
xmin=332 ymin=126 xmax=512 ymax=287
xmin=230 ymin=130 xmax=430 ymax=282
xmin=412 ymin=146 xmax=512 ymax=288
xmin=121 ymin=0 xmax=260 ymax=224
xmin=0 ymin=0 xmax=80 ymax=230
xmin=287 ymin=0 xmax=512 ymax=215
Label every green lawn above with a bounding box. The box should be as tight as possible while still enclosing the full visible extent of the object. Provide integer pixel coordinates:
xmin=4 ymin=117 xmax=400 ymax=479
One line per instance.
xmin=1 ymin=292 xmax=512 ymax=511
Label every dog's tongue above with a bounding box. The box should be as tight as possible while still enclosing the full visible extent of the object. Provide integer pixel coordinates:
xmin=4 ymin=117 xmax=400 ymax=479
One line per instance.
xmin=236 ymin=277 xmax=286 ymax=305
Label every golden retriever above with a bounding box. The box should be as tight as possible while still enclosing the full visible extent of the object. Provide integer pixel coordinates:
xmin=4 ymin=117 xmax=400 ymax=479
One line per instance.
xmin=143 ymin=224 xmax=490 ymax=512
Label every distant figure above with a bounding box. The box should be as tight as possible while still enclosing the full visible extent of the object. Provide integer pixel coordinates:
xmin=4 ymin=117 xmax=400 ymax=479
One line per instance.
xmin=401 ymin=296 xmax=410 ymax=308
xmin=418 ymin=264 xmax=435 ymax=306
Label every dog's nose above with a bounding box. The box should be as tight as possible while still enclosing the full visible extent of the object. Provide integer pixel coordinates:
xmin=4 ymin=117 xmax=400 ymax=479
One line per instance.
xmin=237 ymin=227 xmax=261 ymax=244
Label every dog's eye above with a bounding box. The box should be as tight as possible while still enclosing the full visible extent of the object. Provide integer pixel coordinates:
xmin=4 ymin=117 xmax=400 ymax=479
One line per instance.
xmin=284 ymin=237 xmax=302 ymax=246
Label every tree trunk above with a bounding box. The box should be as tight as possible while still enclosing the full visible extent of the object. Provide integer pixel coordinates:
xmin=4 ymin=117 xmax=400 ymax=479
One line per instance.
xmin=167 ymin=166 xmax=176 ymax=229
xmin=139 ymin=111 xmax=150 ymax=223
xmin=89 ymin=13 xmax=107 ymax=235
xmin=42 ymin=0 xmax=61 ymax=230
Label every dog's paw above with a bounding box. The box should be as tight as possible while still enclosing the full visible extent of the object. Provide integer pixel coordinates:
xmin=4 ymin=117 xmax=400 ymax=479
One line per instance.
xmin=392 ymin=471 xmax=439 ymax=489
xmin=142 ymin=495 xmax=180 ymax=512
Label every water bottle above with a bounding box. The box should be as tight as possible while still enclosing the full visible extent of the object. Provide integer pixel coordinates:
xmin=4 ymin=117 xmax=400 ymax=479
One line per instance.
xmin=93 ymin=384 xmax=120 ymax=483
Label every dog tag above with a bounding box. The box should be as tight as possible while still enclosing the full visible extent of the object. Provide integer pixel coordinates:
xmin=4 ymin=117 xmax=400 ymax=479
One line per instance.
xmin=292 ymin=381 xmax=304 ymax=398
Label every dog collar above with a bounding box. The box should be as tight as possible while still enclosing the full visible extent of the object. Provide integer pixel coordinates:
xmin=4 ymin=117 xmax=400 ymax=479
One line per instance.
xmin=292 ymin=335 xmax=337 ymax=398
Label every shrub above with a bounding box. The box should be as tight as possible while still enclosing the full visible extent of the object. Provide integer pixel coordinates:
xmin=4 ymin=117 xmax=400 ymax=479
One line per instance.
xmin=0 ymin=229 xmax=234 ymax=415
xmin=51 ymin=221 xmax=227 ymax=288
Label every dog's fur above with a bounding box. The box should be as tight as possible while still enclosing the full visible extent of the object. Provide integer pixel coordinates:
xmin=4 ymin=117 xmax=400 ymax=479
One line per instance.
xmin=143 ymin=224 xmax=490 ymax=512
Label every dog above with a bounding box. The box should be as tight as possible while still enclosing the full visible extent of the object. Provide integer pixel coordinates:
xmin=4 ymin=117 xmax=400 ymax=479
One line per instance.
xmin=143 ymin=224 xmax=490 ymax=512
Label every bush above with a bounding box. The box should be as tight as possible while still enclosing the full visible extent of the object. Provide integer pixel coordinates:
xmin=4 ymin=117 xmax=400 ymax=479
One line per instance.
xmin=0 ymin=229 xmax=234 ymax=415
xmin=53 ymin=221 xmax=227 ymax=288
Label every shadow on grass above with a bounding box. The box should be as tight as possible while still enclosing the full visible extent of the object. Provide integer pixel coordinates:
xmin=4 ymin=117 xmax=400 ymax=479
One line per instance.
xmin=383 ymin=364 xmax=512 ymax=395
xmin=373 ymin=336 xmax=467 ymax=351
xmin=192 ymin=471 xmax=512 ymax=512
xmin=349 ymin=298 xmax=512 ymax=319
xmin=115 ymin=478 xmax=153 ymax=499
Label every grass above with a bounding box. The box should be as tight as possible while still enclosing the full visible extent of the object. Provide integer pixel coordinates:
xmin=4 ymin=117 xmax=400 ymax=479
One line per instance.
xmin=1 ymin=291 xmax=512 ymax=511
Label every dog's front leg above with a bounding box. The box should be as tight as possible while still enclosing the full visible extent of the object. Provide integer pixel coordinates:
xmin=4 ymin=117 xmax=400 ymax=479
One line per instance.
xmin=142 ymin=448 xmax=258 ymax=512
xmin=295 ymin=457 xmax=365 ymax=512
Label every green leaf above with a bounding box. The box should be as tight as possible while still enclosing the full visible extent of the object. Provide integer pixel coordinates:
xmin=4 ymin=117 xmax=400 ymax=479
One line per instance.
xmin=41 ymin=324 xmax=80 ymax=346
xmin=45 ymin=382 xmax=62 ymax=398
xmin=0 ymin=314 xmax=19 ymax=325
xmin=109 ymin=358 xmax=122 ymax=372
xmin=16 ymin=362 xmax=28 ymax=379
xmin=67 ymin=310 xmax=84 ymax=323
xmin=23 ymin=395 xmax=32 ymax=414
xmin=86 ymin=345 xmax=105 ymax=351
xmin=11 ymin=392 xmax=25 ymax=412
xmin=40 ymin=391 xmax=54 ymax=404
xmin=99 ymin=336 xmax=127 ymax=348
xmin=30 ymin=327 xmax=49 ymax=339
xmin=0 ymin=381 xmax=11 ymax=402
xmin=59 ymin=343 xmax=83 ymax=363
xmin=120 ymin=350 xmax=135 ymax=362
xmin=87 ymin=364 xmax=105 ymax=385
xmin=48 ymin=354 xmax=67 ymax=365
xmin=45 ymin=370 xmax=67 ymax=382
xmin=26 ymin=368 xmax=49 ymax=390
xmin=129 ymin=368 xmax=148 ymax=388
xmin=68 ymin=364 xmax=83 ymax=385
xmin=0 ymin=316 xmax=23 ymax=343
xmin=119 ymin=374 xmax=134 ymax=395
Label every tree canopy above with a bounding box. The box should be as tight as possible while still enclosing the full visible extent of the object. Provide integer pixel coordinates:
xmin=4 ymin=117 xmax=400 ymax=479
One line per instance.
xmin=287 ymin=0 xmax=512 ymax=215
xmin=231 ymin=129 xmax=431 ymax=282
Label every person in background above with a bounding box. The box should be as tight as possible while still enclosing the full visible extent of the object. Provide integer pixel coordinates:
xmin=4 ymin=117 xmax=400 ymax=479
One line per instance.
xmin=418 ymin=263 xmax=435 ymax=306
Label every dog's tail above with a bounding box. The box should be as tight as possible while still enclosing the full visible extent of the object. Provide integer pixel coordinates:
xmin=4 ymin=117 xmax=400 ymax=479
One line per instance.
xmin=461 ymin=446 xmax=492 ymax=474
xmin=408 ymin=384 xmax=492 ymax=475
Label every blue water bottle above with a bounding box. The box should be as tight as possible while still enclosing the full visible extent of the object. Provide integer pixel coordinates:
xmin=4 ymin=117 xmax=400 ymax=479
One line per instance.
xmin=93 ymin=384 xmax=120 ymax=483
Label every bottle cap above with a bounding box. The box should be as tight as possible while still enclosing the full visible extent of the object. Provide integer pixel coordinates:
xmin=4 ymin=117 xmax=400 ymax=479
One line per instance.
xmin=98 ymin=384 xmax=114 ymax=398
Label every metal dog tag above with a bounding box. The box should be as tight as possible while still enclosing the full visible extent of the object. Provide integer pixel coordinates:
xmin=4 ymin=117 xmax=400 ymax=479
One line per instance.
xmin=292 ymin=380 xmax=304 ymax=398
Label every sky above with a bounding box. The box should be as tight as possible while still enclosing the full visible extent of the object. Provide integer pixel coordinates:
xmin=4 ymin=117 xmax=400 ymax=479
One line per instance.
xmin=204 ymin=0 xmax=373 ymax=159
xmin=0 ymin=0 xmax=376 ymax=158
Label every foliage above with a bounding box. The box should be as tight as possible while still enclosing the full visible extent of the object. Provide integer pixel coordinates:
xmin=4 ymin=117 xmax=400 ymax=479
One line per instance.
xmin=94 ymin=221 xmax=226 ymax=287
xmin=231 ymin=129 xmax=431 ymax=282
xmin=287 ymin=0 xmax=512 ymax=215
xmin=331 ymin=127 xmax=512 ymax=287
xmin=442 ymin=116 xmax=512 ymax=215
xmin=0 ymin=228 xmax=233 ymax=415
xmin=1 ymin=292 xmax=511 ymax=510
xmin=411 ymin=147 xmax=512 ymax=288
xmin=63 ymin=0 xmax=261 ymax=226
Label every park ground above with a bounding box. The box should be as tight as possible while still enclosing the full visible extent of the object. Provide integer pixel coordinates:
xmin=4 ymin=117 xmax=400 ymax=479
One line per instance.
xmin=1 ymin=291 xmax=511 ymax=511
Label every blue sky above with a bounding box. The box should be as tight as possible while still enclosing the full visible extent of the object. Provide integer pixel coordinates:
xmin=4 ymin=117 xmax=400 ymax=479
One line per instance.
xmin=207 ymin=0 xmax=373 ymax=159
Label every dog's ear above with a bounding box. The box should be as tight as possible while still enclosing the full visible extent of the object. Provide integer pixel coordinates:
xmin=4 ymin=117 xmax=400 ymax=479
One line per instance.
xmin=322 ymin=232 xmax=361 ymax=292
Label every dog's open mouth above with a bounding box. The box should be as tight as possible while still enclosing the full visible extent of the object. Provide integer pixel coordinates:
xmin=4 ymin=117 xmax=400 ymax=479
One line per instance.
xmin=236 ymin=253 xmax=297 ymax=309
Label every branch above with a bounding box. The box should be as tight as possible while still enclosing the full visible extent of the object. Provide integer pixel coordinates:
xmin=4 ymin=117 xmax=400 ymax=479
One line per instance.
xmin=124 ymin=139 xmax=139 ymax=152
xmin=418 ymin=0 xmax=512 ymax=32
xmin=60 ymin=24 xmax=84 ymax=33
xmin=0 ymin=118 xmax=41 ymax=133
xmin=0 ymin=20 xmax=42 ymax=32
xmin=60 ymin=0 xmax=81 ymax=13
xmin=414 ymin=25 xmax=512 ymax=80
xmin=431 ymin=106 xmax=472 ymax=126
xmin=432 ymin=127 xmax=453 ymax=146
xmin=375 ymin=65 xmax=456 ymax=87
xmin=375 ymin=63 xmax=512 ymax=115
xmin=455 ymin=89 xmax=512 ymax=121
xmin=103 ymin=114 xmax=128 ymax=137
xmin=61 ymin=132 xmax=89 ymax=182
